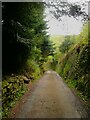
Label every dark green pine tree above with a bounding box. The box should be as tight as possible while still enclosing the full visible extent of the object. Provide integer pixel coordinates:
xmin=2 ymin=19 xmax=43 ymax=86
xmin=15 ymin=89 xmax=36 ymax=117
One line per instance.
xmin=2 ymin=2 xmax=54 ymax=74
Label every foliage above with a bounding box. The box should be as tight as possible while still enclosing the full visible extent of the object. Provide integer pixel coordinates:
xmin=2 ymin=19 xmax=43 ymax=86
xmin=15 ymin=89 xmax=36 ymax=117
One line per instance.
xmin=59 ymin=35 xmax=75 ymax=53
xmin=45 ymin=1 xmax=89 ymax=21
xmin=2 ymin=76 xmax=27 ymax=117
xmin=58 ymin=43 xmax=90 ymax=99
xmin=2 ymin=2 xmax=55 ymax=118
xmin=50 ymin=21 xmax=90 ymax=100
xmin=22 ymin=59 xmax=41 ymax=81
xmin=2 ymin=2 xmax=53 ymax=74
xmin=41 ymin=37 xmax=55 ymax=58
xmin=49 ymin=35 xmax=64 ymax=51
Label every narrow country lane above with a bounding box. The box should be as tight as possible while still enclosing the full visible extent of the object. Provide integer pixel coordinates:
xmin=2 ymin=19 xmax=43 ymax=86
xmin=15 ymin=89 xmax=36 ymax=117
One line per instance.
xmin=10 ymin=71 xmax=88 ymax=118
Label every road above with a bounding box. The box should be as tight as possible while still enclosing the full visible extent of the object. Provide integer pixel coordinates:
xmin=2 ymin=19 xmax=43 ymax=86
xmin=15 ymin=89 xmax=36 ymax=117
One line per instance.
xmin=10 ymin=71 xmax=88 ymax=118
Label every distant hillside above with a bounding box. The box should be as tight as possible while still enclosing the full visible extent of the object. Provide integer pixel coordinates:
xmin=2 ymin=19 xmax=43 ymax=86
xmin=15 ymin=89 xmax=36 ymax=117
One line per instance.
xmin=49 ymin=35 xmax=64 ymax=51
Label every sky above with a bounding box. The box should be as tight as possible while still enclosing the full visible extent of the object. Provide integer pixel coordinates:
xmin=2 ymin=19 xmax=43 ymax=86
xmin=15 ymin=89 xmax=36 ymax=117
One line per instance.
xmin=44 ymin=0 xmax=89 ymax=36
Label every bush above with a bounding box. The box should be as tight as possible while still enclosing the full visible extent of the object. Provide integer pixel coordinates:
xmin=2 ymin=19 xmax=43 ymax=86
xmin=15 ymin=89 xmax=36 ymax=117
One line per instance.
xmin=22 ymin=59 xmax=41 ymax=81
xmin=2 ymin=76 xmax=26 ymax=117
xmin=58 ymin=43 xmax=90 ymax=99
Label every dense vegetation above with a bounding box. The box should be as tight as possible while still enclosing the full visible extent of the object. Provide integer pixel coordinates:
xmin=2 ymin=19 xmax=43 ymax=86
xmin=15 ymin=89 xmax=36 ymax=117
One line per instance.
xmin=2 ymin=2 xmax=54 ymax=74
xmin=50 ymin=21 xmax=90 ymax=101
xmin=2 ymin=2 xmax=54 ymax=117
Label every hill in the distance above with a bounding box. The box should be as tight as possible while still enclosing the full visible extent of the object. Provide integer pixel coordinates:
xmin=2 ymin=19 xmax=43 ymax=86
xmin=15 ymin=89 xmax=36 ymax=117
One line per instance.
xmin=49 ymin=35 xmax=64 ymax=51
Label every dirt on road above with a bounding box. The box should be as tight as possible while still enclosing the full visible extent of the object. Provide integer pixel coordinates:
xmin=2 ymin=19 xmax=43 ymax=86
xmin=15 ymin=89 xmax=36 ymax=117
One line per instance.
xmin=9 ymin=70 xmax=88 ymax=118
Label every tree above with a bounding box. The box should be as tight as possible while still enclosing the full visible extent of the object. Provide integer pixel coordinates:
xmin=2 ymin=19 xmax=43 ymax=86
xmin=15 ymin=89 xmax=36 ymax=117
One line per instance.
xmin=2 ymin=2 xmax=53 ymax=74
xmin=44 ymin=1 xmax=89 ymax=21
xmin=41 ymin=36 xmax=55 ymax=58
xmin=59 ymin=36 xmax=74 ymax=53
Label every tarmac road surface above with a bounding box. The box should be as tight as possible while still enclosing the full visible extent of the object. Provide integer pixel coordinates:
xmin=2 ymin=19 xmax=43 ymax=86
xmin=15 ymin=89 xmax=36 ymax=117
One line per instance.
xmin=9 ymin=70 xmax=88 ymax=118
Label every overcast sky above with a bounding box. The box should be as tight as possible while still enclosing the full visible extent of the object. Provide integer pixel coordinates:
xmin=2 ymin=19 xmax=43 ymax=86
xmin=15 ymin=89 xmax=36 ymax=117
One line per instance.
xmin=44 ymin=0 xmax=89 ymax=36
